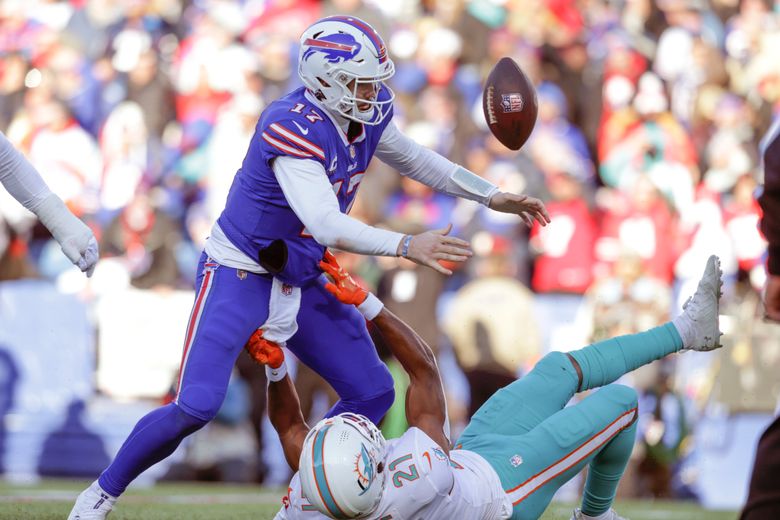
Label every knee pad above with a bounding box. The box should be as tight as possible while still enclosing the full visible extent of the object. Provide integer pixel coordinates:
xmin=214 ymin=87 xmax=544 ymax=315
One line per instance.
xmin=176 ymin=384 xmax=225 ymax=423
xmin=534 ymin=351 xmax=578 ymax=379
xmin=338 ymin=368 xmax=395 ymax=423
xmin=342 ymin=388 xmax=395 ymax=424
xmin=171 ymin=403 xmax=210 ymax=435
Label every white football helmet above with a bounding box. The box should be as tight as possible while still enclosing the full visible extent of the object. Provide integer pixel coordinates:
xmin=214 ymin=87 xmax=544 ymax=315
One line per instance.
xmin=298 ymin=15 xmax=395 ymax=125
xmin=299 ymin=413 xmax=387 ymax=519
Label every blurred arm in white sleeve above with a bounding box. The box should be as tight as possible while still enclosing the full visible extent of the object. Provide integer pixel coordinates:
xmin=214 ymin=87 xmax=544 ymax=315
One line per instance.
xmin=0 ymin=131 xmax=98 ymax=276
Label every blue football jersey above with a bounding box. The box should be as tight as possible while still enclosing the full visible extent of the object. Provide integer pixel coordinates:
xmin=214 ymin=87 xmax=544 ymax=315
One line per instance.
xmin=217 ymin=86 xmax=393 ymax=285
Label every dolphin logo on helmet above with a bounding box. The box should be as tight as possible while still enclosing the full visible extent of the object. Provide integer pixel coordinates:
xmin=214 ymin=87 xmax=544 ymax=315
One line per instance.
xmin=355 ymin=443 xmax=376 ymax=495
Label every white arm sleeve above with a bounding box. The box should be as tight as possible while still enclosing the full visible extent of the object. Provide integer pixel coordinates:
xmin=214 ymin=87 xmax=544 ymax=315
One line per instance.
xmin=375 ymin=122 xmax=499 ymax=205
xmin=0 ymin=131 xmax=53 ymax=212
xmin=0 ymin=131 xmax=97 ymax=273
xmin=273 ymin=156 xmax=405 ymax=256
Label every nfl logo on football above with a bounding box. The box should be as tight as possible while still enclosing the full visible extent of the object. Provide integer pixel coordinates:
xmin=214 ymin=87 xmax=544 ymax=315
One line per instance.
xmin=501 ymin=93 xmax=523 ymax=113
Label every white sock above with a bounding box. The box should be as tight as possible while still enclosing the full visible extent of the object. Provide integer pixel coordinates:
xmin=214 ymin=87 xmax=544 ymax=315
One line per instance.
xmin=672 ymin=314 xmax=693 ymax=349
xmin=90 ymin=479 xmax=117 ymax=501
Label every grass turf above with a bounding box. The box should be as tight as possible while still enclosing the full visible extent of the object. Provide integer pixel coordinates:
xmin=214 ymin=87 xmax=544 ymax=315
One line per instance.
xmin=0 ymin=480 xmax=738 ymax=519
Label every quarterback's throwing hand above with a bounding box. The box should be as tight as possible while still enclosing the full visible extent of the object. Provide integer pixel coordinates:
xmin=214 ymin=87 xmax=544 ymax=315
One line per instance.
xmin=319 ymin=250 xmax=368 ymax=305
xmin=488 ymin=192 xmax=551 ymax=228
xmin=244 ymin=329 xmax=285 ymax=368
xmin=401 ymin=224 xmax=472 ymax=276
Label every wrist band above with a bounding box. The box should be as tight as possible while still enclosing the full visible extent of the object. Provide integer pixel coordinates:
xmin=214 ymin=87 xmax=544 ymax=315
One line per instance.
xmin=357 ymin=292 xmax=384 ymax=320
xmin=400 ymin=234 xmax=412 ymax=258
xmin=266 ymin=361 xmax=288 ymax=383
xmin=451 ymin=166 xmax=499 ymax=202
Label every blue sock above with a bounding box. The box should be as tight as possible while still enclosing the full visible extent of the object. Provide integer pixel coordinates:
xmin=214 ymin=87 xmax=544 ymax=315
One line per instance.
xmin=98 ymin=403 xmax=207 ymax=497
xmin=570 ymin=323 xmax=683 ymax=391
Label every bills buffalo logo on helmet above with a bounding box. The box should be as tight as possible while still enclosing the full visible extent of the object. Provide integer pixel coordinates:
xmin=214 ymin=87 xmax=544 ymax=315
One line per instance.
xmin=501 ymin=93 xmax=524 ymax=113
xmin=302 ymin=33 xmax=362 ymax=64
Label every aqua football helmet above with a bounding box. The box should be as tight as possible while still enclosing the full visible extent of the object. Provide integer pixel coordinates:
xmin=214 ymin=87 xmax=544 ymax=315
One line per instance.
xmin=299 ymin=413 xmax=387 ymax=518
xmin=298 ymin=16 xmax=395 ymax=125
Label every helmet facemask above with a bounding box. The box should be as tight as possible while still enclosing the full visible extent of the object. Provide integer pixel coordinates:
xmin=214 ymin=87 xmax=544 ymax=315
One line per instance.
xmin=336 ymin=69 xmax=395 ymax=125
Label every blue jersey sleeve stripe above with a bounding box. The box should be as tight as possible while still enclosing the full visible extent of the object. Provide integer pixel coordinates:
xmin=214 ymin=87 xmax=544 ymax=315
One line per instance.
xmin=261 ymin=132 xmax=312 ymax=158
xmin=269 ymin=123 xmax=326 ymax=160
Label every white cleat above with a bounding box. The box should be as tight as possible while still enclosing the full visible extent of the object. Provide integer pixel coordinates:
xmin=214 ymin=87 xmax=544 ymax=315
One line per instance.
xmin=680 ymin=254 xmax=724 ymax=352
xmin=571 ymin=508 xmax=628 ymax=520
xmin=67 ymin=480 xmax=116 ymax=520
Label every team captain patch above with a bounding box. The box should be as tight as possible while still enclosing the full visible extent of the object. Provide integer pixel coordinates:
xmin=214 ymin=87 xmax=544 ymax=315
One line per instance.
xmin=501 ymin=93 xmax=524 ymax=113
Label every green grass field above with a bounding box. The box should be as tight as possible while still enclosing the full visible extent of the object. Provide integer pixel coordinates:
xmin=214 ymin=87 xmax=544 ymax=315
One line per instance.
xmin=0 ymin=479 xmax=738 ymax=520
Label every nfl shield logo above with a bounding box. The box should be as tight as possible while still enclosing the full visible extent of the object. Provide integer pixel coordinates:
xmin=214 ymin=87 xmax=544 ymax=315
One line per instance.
xmin=510 ymin=454 xmax=523 ymax=467
xmin=349 ymin=145 xmax=356 ymax=159
xmin=501 ymin=93 xmax=524 ymax=113
xmin=281 ymin=283 xmax=293 ymax=296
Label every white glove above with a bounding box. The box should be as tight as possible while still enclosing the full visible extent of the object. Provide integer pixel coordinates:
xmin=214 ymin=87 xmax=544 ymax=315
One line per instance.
xmin=62 ymin=235 xmax=99 ymax=276
xmin=36 ymin=194 xmax=99 ymax=277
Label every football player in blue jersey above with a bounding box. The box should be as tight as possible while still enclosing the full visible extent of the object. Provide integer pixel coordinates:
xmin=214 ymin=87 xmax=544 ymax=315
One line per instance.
xmin=69 ymin=15 xmax=549 ymax=519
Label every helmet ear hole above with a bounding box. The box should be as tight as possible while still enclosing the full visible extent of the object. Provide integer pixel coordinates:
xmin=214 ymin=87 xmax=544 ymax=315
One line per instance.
xmin=317 ymin=77 xmax=331 ymax=88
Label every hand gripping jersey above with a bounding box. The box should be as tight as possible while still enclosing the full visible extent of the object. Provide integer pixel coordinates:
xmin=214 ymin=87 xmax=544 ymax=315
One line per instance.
xmin=276 ymin=428 xmax=512 ymax=520
xmin=216 ymin=86 xmax=393 ymax=285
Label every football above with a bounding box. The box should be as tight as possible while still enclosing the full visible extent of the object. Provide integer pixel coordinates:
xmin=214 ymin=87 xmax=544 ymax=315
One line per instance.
xmin=482 ymin=57 xmax=538 ymax=150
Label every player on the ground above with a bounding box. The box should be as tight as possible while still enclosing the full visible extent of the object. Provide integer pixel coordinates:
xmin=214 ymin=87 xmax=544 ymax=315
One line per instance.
xmin=257 ymin=252 xmax=722 ymax=520
xmin=0 ymin=131 xmax=97 ymax=275
xmin=69 ymin=15 xmax=549 ymax=520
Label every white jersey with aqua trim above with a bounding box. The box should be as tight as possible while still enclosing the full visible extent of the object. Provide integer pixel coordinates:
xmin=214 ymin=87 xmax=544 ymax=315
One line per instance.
xmin=275 ymin=427 xmax=512 ymax=520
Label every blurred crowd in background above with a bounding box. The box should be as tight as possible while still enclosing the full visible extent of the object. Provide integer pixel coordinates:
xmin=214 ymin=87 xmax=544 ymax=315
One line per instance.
xmin=1 ymin=0 xmax=779 ymax=507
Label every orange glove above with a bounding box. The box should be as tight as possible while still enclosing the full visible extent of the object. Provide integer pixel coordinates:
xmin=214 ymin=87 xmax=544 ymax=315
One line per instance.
xmin=319 ymin=250 xmax=368 ymax=306
xmin=244 ymin=329 xmax=285 ymax=369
